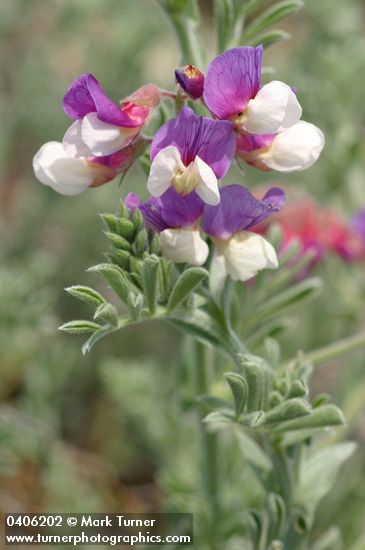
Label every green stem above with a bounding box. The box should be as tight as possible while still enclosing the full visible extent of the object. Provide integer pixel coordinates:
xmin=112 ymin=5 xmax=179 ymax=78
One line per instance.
xmin=193 ymin=340 xmax=220 ymax=542
xmin=300 ymin=330 xmax=365 ymax=367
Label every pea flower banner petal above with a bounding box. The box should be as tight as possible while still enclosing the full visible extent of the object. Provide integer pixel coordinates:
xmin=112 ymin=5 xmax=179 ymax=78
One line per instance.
xmin=203 ymin=184 xmax=286 ymax=240
xmin=63 ymin=73 xmax=143 ymax=127
xmin=62 ymin=75 xmax=156 ymax=157
xmin=204 ymin=46 xmax=301 ymax=135
xmin=204 ymin=46 xmax=263 ymax=119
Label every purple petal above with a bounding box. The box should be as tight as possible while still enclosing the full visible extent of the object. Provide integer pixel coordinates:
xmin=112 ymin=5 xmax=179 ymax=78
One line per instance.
xmin=351 ymin=209 xmax=365 ymax=242
xmin=204 ymin=46 xmax=263 ymax=119
xmin=150 ymin=106 xmax=235 ymax=179
xmin=202 ymin=184 xmax=286 ymax=239
xmin=124 ymin=192 xmax=142 ymax=212
xmin=237 ymin=132 xmax=275 ymax=153
xmin=140 ymin=187 xmax=204 ymax=232
xmin=63 ymin=73 xmax=140 ymax=127
xmin=175 ymin=65 xmax=204 ymax=99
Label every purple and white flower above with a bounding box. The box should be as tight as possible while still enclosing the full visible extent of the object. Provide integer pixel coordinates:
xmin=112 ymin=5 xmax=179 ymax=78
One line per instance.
xmin=126 ymin=188 xmax=208 ymax=265
xmin=147 ymin=106 xmax=236 ymax=206
xmin=236 ymin=121 xmax=325 ymax=172
xmin=33 ymin=140 xmax=144 ymax=196
xmin=62 ymin=74 xmax=159 ymax=158
xmin=204 ymin=46 xmax=302 ymax=135
xmin=202 ymin=185 xmax=286 ymax=281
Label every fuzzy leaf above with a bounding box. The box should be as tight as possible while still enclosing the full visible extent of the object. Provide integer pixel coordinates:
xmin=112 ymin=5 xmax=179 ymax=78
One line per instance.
xmin=104 ymin=232 xmax=131 ymax=251
xmin=267 ymin=493 xmax=286 ymax=543
xmin=250 ymin=28 xmax=290 ymax=48
xmin=203 ymin=411 xmax=234 ymax=424
xmin=224 ymin=372 xmax=248 ymax=417
xmin=59 ymin=320 xmax=101 ymax=334
xmin=252 ymin=278 xmax=323 ymax=324
xmin=298 ymin=442 xmax=356 ymax=512
xmin=118 ymin=218 xmax=135 ymax=241
xmin=82 ymin=325 xmax=114 ymax=355
xmin=100 ymin=213 xmax=120 ymax=233
xmin=242 ymin=0 xmax=303 ymax=42
xmin=88 ymin=263 xmax=142 ymax=315
xmin=65 ymin=286 xmax=106 ymax=307
xmin=273 ymin=404 xmax=346 ymax=432
xmin=94 ymin=303 xmax=118 ymax=327
xmin=109 ymin=249 xmax=131 ymax=270
xmin=239 ymin=355 xmax=272 ymax=412
xmin=167 ymin=267 xmax=208 ymax=312
xmin=264 ymin=398 xmax=311 ymax=425
xmin=196 ymin=395 xmax=233 ymax=413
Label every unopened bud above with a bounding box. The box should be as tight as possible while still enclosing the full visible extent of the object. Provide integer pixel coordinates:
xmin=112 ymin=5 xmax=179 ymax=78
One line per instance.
xmin=175 ymin=65 xmax=204 ymax=100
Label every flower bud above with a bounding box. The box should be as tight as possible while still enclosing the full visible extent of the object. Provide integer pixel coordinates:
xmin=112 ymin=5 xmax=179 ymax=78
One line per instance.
xmin=175 ymin=65 xmax=204 ymax=99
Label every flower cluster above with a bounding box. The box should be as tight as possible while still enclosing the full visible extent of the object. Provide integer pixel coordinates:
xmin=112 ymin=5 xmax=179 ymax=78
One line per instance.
xmin=33 ymin=46 xmax=326 ymax=281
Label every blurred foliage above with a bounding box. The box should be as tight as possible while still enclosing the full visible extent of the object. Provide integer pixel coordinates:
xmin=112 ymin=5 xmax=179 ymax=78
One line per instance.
xmin=0 ymin=0 xmax=364 ymax=548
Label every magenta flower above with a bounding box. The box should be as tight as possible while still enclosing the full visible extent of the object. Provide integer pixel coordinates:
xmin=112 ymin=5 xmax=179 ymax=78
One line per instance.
xmin=175 ymin=65 xmax=204 ymax=99
xmin=147 ymin=106 xmax=236 ymax=206
xmin=204 ymin=46 xmax=302 ymax=135
xmin=62 ymin=74 xmax=159 ymax=157
xmin=125 ymin=189 xmax=208 ymax=265
xmin=202 ymin=185 xmax=285 ymax=280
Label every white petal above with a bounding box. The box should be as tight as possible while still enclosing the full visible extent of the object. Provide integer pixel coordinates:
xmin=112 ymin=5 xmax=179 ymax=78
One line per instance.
xmin=62 ymin=119 xmax=93 ymax=158
xmin=243 ymin=81 xmax=302 ymax=134
xmin=159 ymin=228 xmax=209 ymax=265
xmin=147 ymin=146 xmax=185 ymax=197
xmin=32 ymin=141 xmax=96 ymax=196
xmin=81 ymin=112 xmax=138 ymax=156
xmin=194 ymin=156 xmax=220 ymax=205
xmin=219 ymin=231 xmax=278 ymax=281
xmin=260 ymin=121 xmax=325 ymax=172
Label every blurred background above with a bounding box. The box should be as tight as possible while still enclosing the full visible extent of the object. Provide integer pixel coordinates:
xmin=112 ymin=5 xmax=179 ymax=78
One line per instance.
xmin=0 ymin=0 xmax=364 ymax=547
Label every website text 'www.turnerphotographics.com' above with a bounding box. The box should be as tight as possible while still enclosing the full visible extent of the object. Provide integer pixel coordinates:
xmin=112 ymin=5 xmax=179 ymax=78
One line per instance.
xmin=4 ymin=513 xmax=193 ymax=546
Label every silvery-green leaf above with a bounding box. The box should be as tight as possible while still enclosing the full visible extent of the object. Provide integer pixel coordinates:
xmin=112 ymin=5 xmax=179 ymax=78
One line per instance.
xmin=167 ymin=267 xmax=208 ymax=312
xmin=59 ymin=320 xmax=101 ymax=334
xmin=298 ymin=442 xmax=356 ymax=512
xmin=65 ymin=285 xmax=106 ymax=307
